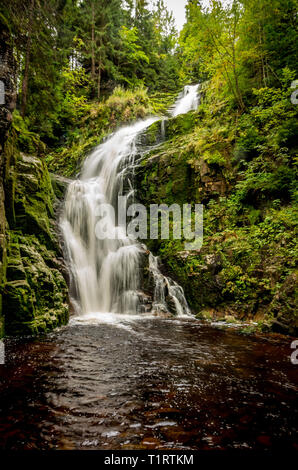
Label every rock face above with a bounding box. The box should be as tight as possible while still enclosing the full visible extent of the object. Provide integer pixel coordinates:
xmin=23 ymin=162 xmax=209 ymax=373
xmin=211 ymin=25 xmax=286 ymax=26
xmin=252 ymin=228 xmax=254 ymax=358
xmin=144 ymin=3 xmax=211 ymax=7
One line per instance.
xmin=135 ymin=114 xmax=229 ymax=314
xmin=3 ymin=152 xmax=68 ymax=335
xmin=0 ymin=19 xmax=16 ymax=337
xmin=136 ymin=113 xmax=298 ymax=336
xmin=0 ymin=19 xmax=68 ymax=336
xmin=136 ymin=112 xmax=228 ymax=208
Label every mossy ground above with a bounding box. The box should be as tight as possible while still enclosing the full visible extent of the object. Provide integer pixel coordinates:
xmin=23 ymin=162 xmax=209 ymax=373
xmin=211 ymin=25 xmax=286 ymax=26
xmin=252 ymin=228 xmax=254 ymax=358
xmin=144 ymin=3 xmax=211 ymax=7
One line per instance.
xmin=3 ymin=83 xmax=296 ymax=337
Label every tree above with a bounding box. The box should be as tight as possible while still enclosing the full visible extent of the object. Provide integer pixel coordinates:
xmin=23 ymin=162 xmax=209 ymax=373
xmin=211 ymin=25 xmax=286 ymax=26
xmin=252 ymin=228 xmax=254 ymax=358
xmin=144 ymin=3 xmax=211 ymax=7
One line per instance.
xmin=180 ymin=0 xmax=246 ymax=111
xmin=75 ymin=0 xmax=123 ymax=99
xmin=118 ymin=26 xmax=149 ymax=87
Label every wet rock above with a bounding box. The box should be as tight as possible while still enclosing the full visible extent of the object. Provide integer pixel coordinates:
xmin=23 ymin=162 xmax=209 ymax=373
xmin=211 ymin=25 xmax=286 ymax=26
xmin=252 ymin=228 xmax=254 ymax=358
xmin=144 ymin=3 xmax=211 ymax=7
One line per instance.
xmin=203 ymin=254 xmax=222 ymax=275
xmin=50 ymin=173 xmax=72 ymax=200
xmin=268 ymin=272 xmax=298 ymax=336
xmin=1 ymin=148 xmax=69 ymax=336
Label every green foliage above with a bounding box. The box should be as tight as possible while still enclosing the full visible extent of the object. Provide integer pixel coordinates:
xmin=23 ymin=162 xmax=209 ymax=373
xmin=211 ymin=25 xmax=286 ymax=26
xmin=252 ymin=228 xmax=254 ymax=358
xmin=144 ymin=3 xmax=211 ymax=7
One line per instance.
xmin=60 ymin=66 xmax=90 ymax=124
xmin=1 ymin=0 xmax=181 ymax=148
xmin=11 ymin=111 xmax=46 ymax=154
xmin=179 ymin=0 xmax=298 ymax=111
xmin=118 ymin=25 xmax=149 ymax=87
xmin=47 ymin=86 xmax=154 ymax=176
xmin=137 ymin=50 xmax=297 ymax=333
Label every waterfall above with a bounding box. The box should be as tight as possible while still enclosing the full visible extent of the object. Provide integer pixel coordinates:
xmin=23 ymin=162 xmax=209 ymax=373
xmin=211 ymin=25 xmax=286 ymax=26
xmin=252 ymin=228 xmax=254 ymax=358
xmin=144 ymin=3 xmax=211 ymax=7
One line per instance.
xmin=61 ymin=85 xmax=200 ymax=317
xmin=149 ymin=254 xmax=191 ymax=316
xmin=61 ymin=118 xmax=157 ymax=315
xmin=171 ymin=84 xmax=200 ymax=117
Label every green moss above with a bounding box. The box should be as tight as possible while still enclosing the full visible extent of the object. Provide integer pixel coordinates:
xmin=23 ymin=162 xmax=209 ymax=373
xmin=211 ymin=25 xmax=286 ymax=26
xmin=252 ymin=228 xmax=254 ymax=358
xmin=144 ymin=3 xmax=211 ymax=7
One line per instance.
xmin=140 ymin=121 xmax=163 ymax=146
xmin=47 ymin=86 xmax=155 ymax=177
xmin=135 ymin=95 xmax=298 ymax=335
xmin=165 ymin=112 xmax=198 ymax=139
xmin=1 ymin=136 xmax=69 ymax=337
xmin=196 ymin=310 xmax=213 ymax=321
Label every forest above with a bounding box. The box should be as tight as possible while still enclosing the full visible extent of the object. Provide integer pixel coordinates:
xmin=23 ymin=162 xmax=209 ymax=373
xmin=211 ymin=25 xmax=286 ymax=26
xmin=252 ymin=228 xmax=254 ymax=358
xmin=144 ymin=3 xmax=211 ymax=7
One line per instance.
xmin=0 ymin=0 xmax=297 ymax=453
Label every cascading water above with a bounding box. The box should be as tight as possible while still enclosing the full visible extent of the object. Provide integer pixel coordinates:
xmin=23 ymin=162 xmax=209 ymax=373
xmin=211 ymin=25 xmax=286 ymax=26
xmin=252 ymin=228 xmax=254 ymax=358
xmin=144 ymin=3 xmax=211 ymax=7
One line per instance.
xmin=149 ymin=254 xmax=191 ymax=316
xmin=171 ymin=84 xmax=200 ymax=117
xmin=61 ymin=118 xmax=158 ymax=315
xmin=61 ymin=85 xmax=200 ymax=317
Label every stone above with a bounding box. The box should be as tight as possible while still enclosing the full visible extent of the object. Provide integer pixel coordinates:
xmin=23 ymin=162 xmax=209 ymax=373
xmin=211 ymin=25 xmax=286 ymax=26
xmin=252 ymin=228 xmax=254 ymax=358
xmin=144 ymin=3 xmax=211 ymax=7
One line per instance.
xmin=50 ymin=173 xmax=72 ymax=199
xmin=1 ymin=148 xmax=69 ymax=336
xmin=203 ymin=254 xmax=222 ymax=275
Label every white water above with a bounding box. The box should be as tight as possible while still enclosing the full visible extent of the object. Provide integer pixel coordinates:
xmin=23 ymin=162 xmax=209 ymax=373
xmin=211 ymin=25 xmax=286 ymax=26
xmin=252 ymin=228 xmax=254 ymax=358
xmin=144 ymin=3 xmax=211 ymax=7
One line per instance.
xmin=61 ymin=85 xmax=199 ymax=318
xmin=171 ymin=84 xmax=200 ymax=117
xmin=149 ymin=254 xmax=191 ymax=316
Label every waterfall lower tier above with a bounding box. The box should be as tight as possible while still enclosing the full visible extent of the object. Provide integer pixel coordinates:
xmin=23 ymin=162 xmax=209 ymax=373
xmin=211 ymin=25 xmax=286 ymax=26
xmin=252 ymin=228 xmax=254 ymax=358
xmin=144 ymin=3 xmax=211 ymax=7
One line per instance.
xmin=61 ymin=118 xmax=157 ymax=315
xmin=149 ymin=254 xmax=191 ymax=317
xmin=61 ymin=85 xmax=200 ymax=317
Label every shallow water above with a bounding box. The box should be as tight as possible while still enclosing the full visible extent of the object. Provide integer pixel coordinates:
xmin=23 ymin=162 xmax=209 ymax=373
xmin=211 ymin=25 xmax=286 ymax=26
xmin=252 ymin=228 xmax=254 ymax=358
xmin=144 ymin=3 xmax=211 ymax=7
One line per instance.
xmin=0 ymin=316 xmax=297 ymax=450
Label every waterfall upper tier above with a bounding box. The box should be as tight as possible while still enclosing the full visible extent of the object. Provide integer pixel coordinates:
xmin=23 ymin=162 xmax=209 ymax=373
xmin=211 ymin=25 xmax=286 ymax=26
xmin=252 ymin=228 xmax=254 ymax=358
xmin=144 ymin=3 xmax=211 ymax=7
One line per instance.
xmin=171 ymin=84 xmax=200 ymax=117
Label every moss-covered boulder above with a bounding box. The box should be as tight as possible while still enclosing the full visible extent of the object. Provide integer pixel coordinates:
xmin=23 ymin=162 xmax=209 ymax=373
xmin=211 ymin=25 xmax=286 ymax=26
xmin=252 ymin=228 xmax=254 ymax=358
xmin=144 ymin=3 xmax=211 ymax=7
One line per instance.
xmin=1 ymin=148 xmax=68 ymax=337
xmin=4 ymin=232 xmax=68 ymax=335
xmin=266 ymin=272 xmax=298 ymax=336
xmin=136 ymin=112 xmax=229 ymax=208
xmin=50 ymin=174 xmax=72 ymax=200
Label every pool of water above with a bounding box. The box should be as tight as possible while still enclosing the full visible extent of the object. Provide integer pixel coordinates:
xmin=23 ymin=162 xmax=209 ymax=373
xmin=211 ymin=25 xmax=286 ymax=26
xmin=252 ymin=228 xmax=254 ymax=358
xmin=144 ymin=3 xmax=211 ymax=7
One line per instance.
xmin=0 ymin=316 xmax=297 ymax=450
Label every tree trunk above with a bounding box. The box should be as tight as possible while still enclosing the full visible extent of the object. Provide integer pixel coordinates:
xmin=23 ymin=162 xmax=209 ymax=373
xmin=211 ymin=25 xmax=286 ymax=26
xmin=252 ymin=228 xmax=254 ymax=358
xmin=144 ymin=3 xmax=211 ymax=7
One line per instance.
xmin=97 ymin=62 xmax=101 ymax=100
xmin=91 ymin=2 xmax=95 ymax=81
xmin=232 ymin=55 xmax=245 ymax=112
xmin=21 ymin=0 xmax=34 ymax=118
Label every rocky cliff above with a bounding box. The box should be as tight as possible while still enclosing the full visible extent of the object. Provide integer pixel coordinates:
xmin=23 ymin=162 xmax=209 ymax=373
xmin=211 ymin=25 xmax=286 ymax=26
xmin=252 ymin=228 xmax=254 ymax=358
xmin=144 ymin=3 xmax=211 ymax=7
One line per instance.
xmin=2 ymin=146 xmax=68 ymax=336
xmin=136 ymin=110 xmax=297 ymax=336
xmin=0 ymin=20 xmax=68 ymax=337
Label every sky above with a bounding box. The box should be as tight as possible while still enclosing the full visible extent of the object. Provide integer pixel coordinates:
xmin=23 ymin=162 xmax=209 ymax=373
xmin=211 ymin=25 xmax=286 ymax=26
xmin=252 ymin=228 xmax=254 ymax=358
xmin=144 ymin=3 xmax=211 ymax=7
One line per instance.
xmin=156 ymin=0 xmax=230 ymax=32
xmin=161 ymin=0 xmax=188 ymax=32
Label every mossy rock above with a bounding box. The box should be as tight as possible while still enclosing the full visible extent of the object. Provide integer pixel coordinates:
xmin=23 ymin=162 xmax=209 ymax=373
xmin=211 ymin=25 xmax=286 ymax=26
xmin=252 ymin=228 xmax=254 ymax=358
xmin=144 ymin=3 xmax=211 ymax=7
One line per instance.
xmin=1 ymin=143 xmax=69 ymax=337
xmin=50 ymin=173 xmax=72 ymax=200
xmin=3 ymin=232 xmax=68 ymax=336
xmin=164 ymin=112 xmax=198 ymax=139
